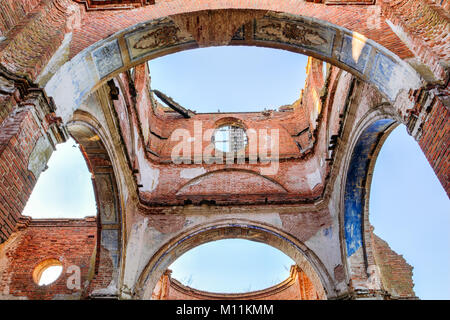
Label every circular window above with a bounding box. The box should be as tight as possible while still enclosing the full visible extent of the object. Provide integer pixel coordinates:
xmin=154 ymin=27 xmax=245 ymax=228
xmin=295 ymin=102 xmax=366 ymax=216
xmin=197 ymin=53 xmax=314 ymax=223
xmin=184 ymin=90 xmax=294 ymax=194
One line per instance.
xmin=33 ymin=259 xmax=63 ymax=286
xmin=213 ymin=125 xmax=248 ymax=153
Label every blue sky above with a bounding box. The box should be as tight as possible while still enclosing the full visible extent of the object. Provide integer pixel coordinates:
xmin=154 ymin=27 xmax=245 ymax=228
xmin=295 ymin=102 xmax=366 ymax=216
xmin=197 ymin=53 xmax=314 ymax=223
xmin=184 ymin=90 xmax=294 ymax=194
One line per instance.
xmin=24 ymin=46 xmax=449 ymax=298
xmin=370 ymin=125 xmax=450 ymax=300
xmin=22 ymin=139 xmax=96 ymax=218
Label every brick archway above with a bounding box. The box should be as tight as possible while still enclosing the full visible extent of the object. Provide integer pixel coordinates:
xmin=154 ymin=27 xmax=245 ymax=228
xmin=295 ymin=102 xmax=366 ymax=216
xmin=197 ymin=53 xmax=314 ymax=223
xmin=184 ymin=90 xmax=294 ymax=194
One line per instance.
xmin=0 ymin=0 xmax=447 ymax=300
xmin=338 ymin=103 xmax=404 ymax=293
xmin=45 ymin=9 xmax=422 ymax=124
xmin=133 ymin=220 xmax=332 ymax=300
xmin=66 ymin=115 xmax=124 ymax=295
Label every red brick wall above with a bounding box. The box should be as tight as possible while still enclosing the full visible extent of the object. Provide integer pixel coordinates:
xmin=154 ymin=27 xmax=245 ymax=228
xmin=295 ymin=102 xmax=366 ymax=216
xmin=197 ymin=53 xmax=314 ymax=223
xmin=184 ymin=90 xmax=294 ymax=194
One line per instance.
xmin=378 ymin=0 xmax=449 ymax=79
xmin=68 ymin=2 xmax=413 ymax=61
xmin=418 ymin=98 xmax=449 ymax=195
xmin=372 ymin=233 xmax=416 ymax=299
xmin=0 ymin=218 xmax=97 ymax=300
xmin=0 ymin=108 xmax=43 ymax=242
xmin=1 ymin=1 xmax=424 ymax=82
xmin=0 ymin=0 xmax=73 ymax=79
xmin=0 ymin=94 xmax=17 ymax=126
xmin=0 ymin=0 xmax=42 ymax=35
xmin=132 ymin=62 xmax=309 ymax=161
xmin=85 ymin=244 xmax=114 ymax=294
xmin=153 ymin=266 xmax=319 ymax=300
xmin=124 ymin=62 xmax=329 ymax=206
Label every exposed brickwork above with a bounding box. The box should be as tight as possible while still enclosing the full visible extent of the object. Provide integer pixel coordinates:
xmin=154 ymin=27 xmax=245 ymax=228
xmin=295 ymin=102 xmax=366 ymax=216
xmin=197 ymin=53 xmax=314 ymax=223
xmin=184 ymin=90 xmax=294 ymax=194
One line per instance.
xmin=372 ymin=233 xmax=416 ymax=299
xmin=0 ymin=218 xmax=97 ymax=299
xmin=418 ymin=98 xmax=449 ymax=195
xmin=0 ymin=94 xmax=18 ymax=127
xmin=0 ymin=0 xmax=446 ymax=301
xmin=171 ymin=9 xmax=267 ymax=47
xmin=378 ymin=0 xmax=449 ymax=80
xmin=126 ymin=62 xmax=331 ymax=207
xmin=0 ymin=0 xmax=74 ymax=79
xmin=0 ymin=0 xmax=42 ymax=36
xmin=68 ymin=1 xmax=414 ymax=64
xmin=0 ymin=109 xmax=42 ymax=242
xmin=153 ymin=266 xmax=319 ymax=300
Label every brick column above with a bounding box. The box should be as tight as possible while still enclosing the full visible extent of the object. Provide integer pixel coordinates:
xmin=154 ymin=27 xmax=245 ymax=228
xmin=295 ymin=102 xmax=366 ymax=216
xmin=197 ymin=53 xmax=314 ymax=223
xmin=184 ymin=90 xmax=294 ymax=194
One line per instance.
xmin=417 ymin=98 xmax=449 ymax=196
xmin=406 ymin=87 xmax=449 ymax=197
xmin=0 ymin=68 xmax=67 ymax=243
xmin=0 ymin=108 xmax=42 ymax=241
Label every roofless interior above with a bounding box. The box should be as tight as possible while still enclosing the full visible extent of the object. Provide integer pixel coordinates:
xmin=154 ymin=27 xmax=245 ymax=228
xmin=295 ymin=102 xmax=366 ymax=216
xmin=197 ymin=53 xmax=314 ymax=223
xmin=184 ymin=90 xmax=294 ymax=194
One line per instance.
xmin=0 ymin=0 xmax=448 ymax=301
xmin=147 ymin=46 xmax=314 ymax=115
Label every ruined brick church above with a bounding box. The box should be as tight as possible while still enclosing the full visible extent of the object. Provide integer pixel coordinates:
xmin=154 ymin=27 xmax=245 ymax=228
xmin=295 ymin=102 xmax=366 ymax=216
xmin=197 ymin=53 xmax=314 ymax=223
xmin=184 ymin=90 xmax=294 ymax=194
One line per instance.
xmin=0 ymin=0 xmax=448 ymax=300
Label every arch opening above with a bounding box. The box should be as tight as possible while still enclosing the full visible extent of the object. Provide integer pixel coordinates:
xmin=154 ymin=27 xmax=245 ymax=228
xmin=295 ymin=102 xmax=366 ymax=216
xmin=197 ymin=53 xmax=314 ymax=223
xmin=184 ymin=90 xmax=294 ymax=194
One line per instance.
xmin=369 ymin=125 xmax=450 ymax=299
xmin=22 ymin=138 xmax=96 ymax=219
xmin=343 ymin=115 xmax=449 ymax=299
xmin=135 ymin=222 xmax=332 ymax=300
xmin=166 ymin=239 xmax=295 ymax=294
xmin=65 ymin=119 xmax=123 ymax=274
xmin=148 ymin=46 xmax=309 ymax=113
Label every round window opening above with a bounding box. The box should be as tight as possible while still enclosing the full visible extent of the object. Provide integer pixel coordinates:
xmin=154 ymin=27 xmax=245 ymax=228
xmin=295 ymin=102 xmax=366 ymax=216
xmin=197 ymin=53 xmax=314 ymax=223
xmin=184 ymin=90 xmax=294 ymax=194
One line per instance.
xmin=213 ymin=125 xmax=248 ymax=153
xmin=33 ymin=259 xmax=63 ymax=286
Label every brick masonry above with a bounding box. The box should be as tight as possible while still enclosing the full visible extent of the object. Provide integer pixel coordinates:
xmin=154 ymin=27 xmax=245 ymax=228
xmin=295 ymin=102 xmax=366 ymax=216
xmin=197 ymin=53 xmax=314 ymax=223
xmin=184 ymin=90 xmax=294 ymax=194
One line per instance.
xmin=152 ymin=265 xmax=319 ymax=300
xmin=0 ymin=218 xmax=97 ymax=300
xmin=0 ymin=0 xmax=447 ymax=300
xmin=0 ymin=109 xmax=42 ymax=242
xmin=372 ymin=232 xmax=416 ymax=299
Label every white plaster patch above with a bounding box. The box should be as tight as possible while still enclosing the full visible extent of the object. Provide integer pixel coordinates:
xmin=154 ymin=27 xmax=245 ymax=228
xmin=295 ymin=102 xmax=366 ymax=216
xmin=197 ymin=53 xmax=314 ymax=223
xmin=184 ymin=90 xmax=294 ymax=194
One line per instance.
xmin=45 ymin=52 xmax=98 ymax=123
xmin=305 ymin=219 xmax=341 ymax=278
xmin=123 ymin=218 xmax=149 ymax=292
xmin=306 ymin=168 xmax=322 ymax=190
xmin=180 ymin=167 xmax=206 ymax=179
xmin=134 ymin=127 xmax=159 ymax=192
xmin=27 ymin=136 xmax=53 ymax=180
xmin=348 ymin=246 xmax=368 ymax=290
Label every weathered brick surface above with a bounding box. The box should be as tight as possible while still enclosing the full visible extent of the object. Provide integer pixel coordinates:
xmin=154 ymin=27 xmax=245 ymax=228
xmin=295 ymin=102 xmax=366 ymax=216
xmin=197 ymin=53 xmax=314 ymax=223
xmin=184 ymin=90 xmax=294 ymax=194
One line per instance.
xmin=86 ymin=244 xmax=114 ymax=294
xmin=0 ymin=0 xmax=74 ymax=79
xmin=75 ymin=0 xmax=155 ymax=11
xmin=69 ymin=1 xmax=414 ymax=62
xmin=372 ymin=233 xmax=416 ymax=298
xmin=0 ymin=0 xmax=42 ymax=35
xmin=153 ymin=266 xmax=319 ymax=300
xmin=0 ymin=0 xmax=446 ymax=301
xmin=0 ymin=109 xmax=42 ymax=242
xmin=418 ymin=98 xmax=449 ymax=195
xmin=0 ymin=218 xmax=97 ymax=299
xmin=378 ymin=0 xmax=450 ymax=80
